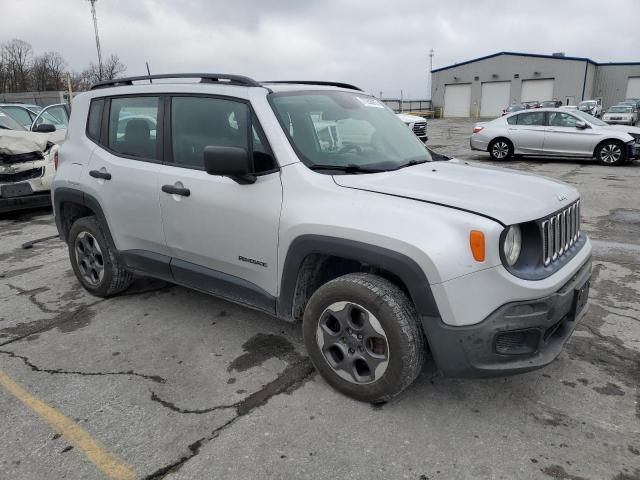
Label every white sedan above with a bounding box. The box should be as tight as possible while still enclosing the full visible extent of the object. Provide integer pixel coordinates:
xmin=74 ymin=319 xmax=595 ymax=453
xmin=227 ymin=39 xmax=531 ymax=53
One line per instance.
xmin=602 ymin=105 xmax=638 ymax=126
xmin=397 ymin=113 xmax=428 ymax=142
xmin=470 ymin=108 xmax=640 ymax=166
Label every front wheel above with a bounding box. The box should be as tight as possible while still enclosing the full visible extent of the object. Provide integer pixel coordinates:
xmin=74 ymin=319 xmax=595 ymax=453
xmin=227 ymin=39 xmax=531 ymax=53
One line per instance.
xmin=596 ymin=141 xmax=627 ymax=166
xmin=488 ymin=139 xmax=513 ymax=161
xmin=303 ymin=273 xmax=425 ymax=403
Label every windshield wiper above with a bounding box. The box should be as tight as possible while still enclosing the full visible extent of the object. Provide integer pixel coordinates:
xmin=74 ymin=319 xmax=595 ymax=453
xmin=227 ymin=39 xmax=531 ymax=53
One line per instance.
xmin=394 ymin=158 xmax=430 ymax=170
xmin=308 ymin=164 xmax=386 ymax=174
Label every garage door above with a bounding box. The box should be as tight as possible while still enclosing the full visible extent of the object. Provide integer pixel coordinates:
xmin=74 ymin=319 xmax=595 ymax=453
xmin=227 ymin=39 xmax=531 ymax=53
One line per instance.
xmin=521 ymin=79 xmax=555 ymax=102
xmin=480 ymin=81 xmax=511 ymax=117
xmin=444 ymin=84 xmax=471 ymax=117
xmin=626 ymin=77 xmax=640 ymax=98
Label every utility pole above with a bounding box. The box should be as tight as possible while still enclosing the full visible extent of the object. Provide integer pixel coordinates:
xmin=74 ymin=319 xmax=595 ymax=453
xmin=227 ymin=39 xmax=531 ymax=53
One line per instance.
xmin=88 ymin=0 xmax=103 ymax=80
xmin=428 ymin=49 xmax=434 ymax=100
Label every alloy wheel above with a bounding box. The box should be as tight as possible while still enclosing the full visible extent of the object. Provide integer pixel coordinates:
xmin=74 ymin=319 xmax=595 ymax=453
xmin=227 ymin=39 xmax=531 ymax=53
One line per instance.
xmin=74 ymin=231 xmax=105 ymax=286
xmin=316 ymin=301 xmax=390 ymax=384
xmin=600 ymin=144 xmax=622 ymax=164
xmin=492 ymin=141 xmax=509 ymax=159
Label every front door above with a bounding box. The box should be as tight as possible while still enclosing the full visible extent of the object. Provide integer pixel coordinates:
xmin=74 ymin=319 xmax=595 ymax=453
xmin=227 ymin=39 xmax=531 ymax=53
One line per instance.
xmin=156 ymin=95 xmax=282 ymax=312
xmin=543 ymin=111 xmax=597 ymax=156
xmin=507 ymin=111 xmax=546 ymax=154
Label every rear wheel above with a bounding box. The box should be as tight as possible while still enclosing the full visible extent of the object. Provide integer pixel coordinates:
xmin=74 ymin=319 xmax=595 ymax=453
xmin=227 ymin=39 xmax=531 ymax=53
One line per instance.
xmin=596 ymin=140 xmax=627 ymax=166
xmin=488 ymin=138 xmax=513 ymax=161
xmin=68 ymin=216 xmax=133 ymax=297
xmin=303 ymin=273 xmax=425 ymax=403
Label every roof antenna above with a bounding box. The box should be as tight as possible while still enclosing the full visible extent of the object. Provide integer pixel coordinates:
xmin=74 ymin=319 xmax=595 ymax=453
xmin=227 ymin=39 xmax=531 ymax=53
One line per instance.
xmin=146 ymin=62 xmax=152 ymax=83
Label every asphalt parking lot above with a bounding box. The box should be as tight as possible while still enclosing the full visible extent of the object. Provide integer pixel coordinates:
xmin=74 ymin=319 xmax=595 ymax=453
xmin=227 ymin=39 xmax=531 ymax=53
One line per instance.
xmin=1 ymin=118 xmax=639 ymax=480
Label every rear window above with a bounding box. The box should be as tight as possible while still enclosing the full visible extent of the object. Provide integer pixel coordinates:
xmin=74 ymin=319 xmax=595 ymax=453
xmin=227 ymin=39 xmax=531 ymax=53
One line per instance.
xmin=87 ymin=99 xmax=104 ymax=141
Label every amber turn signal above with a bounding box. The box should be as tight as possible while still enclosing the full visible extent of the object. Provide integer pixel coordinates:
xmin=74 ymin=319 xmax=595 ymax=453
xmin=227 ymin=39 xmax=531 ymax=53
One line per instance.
xmin=469 ymin=230 xmax=485 ymax=262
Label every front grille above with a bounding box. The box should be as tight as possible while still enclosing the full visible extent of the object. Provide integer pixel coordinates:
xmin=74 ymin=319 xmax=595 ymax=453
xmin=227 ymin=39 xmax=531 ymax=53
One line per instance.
xmin=540 ymin=200 xmax=581 ymax=266
xmin=0 ymin=167 xmax=43 ymax=183
xmin=412 ymin=122 xmax=426 ymax=136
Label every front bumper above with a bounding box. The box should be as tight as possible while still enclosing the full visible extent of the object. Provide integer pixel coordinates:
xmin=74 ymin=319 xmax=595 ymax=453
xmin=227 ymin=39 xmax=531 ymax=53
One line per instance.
xmin=423 ymin=257 xmax=592 ymax=378
xmin=0 ymin=191 xmax=51 ymax=213
xmin=628 ymin=143 xmax=640 ymax=159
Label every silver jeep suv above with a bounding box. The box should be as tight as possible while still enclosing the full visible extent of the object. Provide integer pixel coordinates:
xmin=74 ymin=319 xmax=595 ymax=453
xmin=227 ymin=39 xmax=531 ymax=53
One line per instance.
xmin=52 ymin=74 xmax=592 ymax=402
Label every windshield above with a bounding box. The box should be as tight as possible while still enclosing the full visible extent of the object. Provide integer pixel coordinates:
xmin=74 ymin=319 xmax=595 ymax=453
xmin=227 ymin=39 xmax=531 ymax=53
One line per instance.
xmin=269 ymin=91 xmax=431 ymax=173
xmin=578 ymin=101 xmax=596 ymax=108
xmin=573 ymin=110 xmax=607 ymax=126
xmin=607 ymin=106 xmax=632 ymax=113
xmin=0 ymin=109 xmax=27 ymax=130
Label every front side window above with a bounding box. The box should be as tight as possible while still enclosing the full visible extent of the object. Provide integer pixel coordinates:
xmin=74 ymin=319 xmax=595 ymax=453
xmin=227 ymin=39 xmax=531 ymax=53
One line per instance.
xmin=515 ymin=112 xmax=545 ymax=126
xmin=270 ymin=91 xmax=431 ymax=173
xmin=548 ymin=112 xmax=578 ymax=128
xmin=108 ymin=96 xmax=159 ymax=160
xmin=170 ymin=97 xmax=276 ymax=172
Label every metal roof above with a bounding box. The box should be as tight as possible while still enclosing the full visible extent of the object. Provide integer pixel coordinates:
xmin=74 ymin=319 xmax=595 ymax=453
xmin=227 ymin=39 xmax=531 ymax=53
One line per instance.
xmin=431 ymin=51 xmax=640 ymax=73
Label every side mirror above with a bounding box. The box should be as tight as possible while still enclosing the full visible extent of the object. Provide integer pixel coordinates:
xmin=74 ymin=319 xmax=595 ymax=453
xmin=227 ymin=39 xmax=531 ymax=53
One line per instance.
xmin=32 ymin=123 xmax=56 ymax=133
xmin=575 ymin=121 xmax=588 ymax=130
xmin=203 ymin=146 xmax=256 ymax=184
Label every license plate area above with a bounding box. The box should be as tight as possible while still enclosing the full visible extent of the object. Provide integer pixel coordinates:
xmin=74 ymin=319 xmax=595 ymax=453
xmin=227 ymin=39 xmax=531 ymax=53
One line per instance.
xmin=572 ymin=280 xmax=590 ymax=319
xmin=0 ymin=182 xmax=33 ymax=198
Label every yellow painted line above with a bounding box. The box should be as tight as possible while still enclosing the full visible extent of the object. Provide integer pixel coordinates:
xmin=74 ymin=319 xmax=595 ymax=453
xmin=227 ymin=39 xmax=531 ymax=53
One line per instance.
xmin=0 ymin=368 xmax=135 ymax=480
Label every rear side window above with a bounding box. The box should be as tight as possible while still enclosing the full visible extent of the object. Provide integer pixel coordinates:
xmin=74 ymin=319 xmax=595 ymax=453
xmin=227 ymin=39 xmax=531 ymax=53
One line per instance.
xmin=108 ymin=96 xmax=159 ymax=160
xmin=512 ymin=112 xmax=545 ymax=126
xmin=87 ymin=98 xmax=104 ymax=141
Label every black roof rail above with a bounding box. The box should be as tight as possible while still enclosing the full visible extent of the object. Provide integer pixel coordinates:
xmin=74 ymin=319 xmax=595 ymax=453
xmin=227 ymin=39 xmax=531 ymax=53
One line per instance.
xmin=260 ymin=80 xmax=363 ymax=91
xmin=90 ymin=73 xmax=261 ymax=90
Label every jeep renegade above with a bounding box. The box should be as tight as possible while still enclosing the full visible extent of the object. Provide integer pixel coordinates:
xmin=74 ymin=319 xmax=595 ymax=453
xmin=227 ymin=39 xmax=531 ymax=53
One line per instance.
xmin=52 ymin=74 xmax=592 ymax=402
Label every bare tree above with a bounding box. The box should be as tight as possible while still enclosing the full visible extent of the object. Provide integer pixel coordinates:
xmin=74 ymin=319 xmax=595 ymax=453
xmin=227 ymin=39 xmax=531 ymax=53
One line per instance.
xmin=31 ymin=52 xmax=67 ymax=91
xmin=2 ymin=39 xmax=34 ymax=92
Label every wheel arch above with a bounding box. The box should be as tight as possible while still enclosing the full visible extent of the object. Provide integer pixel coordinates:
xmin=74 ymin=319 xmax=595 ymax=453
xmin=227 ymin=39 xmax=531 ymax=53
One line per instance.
xmin=277 ymin=235 xmax=440 ymax=323
xmin=53 ymin=187 xmax=115 ymax=248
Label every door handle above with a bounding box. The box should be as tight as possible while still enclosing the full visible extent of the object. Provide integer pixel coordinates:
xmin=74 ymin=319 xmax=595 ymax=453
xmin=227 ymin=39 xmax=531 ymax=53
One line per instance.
xmin=162 ymin=184 xmax=191 ymax=197
xmin=89 ymin=170 xmax=112 ymax=180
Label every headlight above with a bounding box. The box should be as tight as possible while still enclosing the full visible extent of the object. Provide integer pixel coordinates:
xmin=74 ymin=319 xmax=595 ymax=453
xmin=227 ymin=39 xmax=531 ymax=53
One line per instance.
xmin=629 ymin=133 xmax=640 ymax=144
xmin=503 ymin=225 xmax=522 ymax=266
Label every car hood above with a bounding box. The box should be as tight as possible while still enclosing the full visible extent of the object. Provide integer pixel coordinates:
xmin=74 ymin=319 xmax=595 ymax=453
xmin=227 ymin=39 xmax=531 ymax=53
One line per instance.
xmin=332 ymin=159 xmax=579 ymax=225
xmin=602 ymin=124 xmax=640 ymax=135
xmin=396 ymin=113 xmax=426 ymax=124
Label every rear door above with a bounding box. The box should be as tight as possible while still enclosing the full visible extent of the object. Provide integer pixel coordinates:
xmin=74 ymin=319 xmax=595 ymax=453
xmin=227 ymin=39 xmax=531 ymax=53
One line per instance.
xmin=506 ymin=111 xmax=546 ymax=153
xmin=83 ymin=95 xmax=169 ymax=257
xmin=155 ymin=95 xmax=282 ymax=312
xmin=543 ymin=111 xmax=598 ymax=156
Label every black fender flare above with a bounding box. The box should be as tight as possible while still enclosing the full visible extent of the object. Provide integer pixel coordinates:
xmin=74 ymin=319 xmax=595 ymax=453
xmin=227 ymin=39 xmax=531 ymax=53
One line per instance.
xmin=276 ymin=234 xmax=441 ymax=321
xmin=53 ymin=187 xmax=115 ymax=248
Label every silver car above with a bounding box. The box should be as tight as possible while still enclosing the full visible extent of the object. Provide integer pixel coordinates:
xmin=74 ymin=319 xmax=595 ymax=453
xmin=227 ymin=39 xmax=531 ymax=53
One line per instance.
xmin=471 ymin=108 xmax=640 ymax=166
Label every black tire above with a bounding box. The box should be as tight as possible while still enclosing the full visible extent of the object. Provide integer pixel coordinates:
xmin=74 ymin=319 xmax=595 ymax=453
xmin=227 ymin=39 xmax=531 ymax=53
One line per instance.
xmin=68 ymin=216 xmax=133 ymax=297
xmin=488 ymin=138 xmax=514 ymax=161
xmin=303 ymin=272 xmax=425 ymax=403
xmin=596 ymin=140 xmax=627 ymax=166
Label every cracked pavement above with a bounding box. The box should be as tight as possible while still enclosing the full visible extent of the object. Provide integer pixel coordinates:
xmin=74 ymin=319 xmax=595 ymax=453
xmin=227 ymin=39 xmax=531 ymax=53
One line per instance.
xmin=1 ymin=119 xmax=639 ymax=479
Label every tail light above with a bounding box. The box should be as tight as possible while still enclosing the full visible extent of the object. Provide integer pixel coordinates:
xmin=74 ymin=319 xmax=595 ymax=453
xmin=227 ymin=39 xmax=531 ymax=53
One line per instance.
xmin=53 ymin=151 xmax=59 ymax=170
xmin=472 ymin=126 xmax=484 ymax=134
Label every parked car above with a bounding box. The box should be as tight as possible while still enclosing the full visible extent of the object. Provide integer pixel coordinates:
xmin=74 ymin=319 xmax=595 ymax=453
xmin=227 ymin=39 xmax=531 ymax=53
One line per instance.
xmin=0 ymin=103 xmax=69 ymax=143
xmin=602 ymin=105 xmax=638 ymax=126
xmin=396 ymin=113 xmax=428 ymax=142
xmin=540 ymin=100 xmax=563 ymax=108
xmin=471 ymin=108 xmax=640 ymax=166
xmin=501 ymin=104 xmax=526 ymax=116
xmin=53 ymin=74 xmax=592 ymax=402
xmin=623 ymin=98 xmax=640 ymax=111
xmin=522 ymin=101 xmax=540 ymax=109
xmin=0 ymin=130 xmax=59 ymax=213
xmin=578 ymin=100 xmax=602 ymax=118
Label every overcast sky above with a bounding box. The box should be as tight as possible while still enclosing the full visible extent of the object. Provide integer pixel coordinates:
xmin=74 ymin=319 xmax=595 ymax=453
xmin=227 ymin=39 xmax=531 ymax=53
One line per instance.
xmin=1 ymin=0 xmax=638 ymax=98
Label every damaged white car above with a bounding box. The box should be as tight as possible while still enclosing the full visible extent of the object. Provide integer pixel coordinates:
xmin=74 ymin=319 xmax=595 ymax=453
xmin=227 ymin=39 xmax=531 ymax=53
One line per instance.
xmin=0 ymin=130 xmax=59 ymax=213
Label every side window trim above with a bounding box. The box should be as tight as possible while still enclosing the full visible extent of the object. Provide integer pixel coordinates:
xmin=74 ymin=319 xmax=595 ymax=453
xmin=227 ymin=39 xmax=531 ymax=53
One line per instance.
xmin=164 ymin=93 xmax=279 ymax=174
